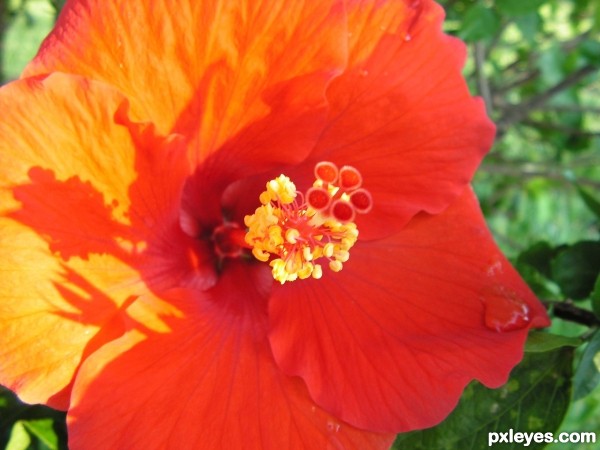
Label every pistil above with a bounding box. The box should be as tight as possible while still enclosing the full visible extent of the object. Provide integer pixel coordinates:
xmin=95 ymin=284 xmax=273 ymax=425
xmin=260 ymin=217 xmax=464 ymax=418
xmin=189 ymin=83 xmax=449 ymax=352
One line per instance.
xmin=244 ymin=162 xmax=372 ymax=284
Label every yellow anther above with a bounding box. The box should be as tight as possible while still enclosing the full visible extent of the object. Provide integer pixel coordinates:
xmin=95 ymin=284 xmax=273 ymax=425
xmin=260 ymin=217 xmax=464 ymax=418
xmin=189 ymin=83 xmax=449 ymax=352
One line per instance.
xmin=285 ymin=228 xmax=300 ymax=244
xmin=335 ymin=250 xmax=350 ymax=263
xmin=329 ymin=260 xmax=343 ymax=272
xmin=252 ymin=248 xmax=270 ymax=262
xmin=267 ymin=226 xmax=284 ymax=247
xmin=341 ymin=238 xmax=355 ymax=248
xmin=312 ymin=247 xmax=323 ymax=259
xmin=298 ymin=262 xmax=314 ymax=280
xmin=285 ymin=257 xmax=298 ymax=274
xmin=312 ymin=264 xmax=323 ymax=279
xmin=323 ymin=243 xmax=335 ymax=258
xmin=271 ymin=259 xmax=298 ymax=284
xmin=259 ymin=191 xmax=272 ymax=205
xmin=303 ymin=246 xmax=314 ymax=261
xmin=264 ymin=175 xmax=296 ymax=204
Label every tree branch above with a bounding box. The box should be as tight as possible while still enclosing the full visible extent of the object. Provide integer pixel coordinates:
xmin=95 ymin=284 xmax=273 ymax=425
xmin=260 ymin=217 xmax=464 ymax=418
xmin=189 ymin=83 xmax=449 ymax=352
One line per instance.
xmin=529 ymin=104 xmax=600 ymax=115
xmin=522 ymin=119 xmax=600 ymax=138
xmin=494 ymin=69 xmax=540 ymax=95
xmin=474 ymin=41 xmax=493 ymax=116
xmin=479 ymin=161 xmax=600 ymax=190
xmin=496 ymin=64 xmax=597 ymax=136
xmin=550 ymin=301 xmax=600 ymax=328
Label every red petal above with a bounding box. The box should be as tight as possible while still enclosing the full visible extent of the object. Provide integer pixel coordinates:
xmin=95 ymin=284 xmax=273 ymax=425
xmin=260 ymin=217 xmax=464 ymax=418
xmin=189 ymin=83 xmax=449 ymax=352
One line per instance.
xmin=114 ymin=109 xmax=219 ymax=291
xmin=179 ymin=79 xmax=338 ymax=231
xmin=311 ymin=0 xmax=495 ymax=239
xmin=268 ymin=188 xmax=549 ymax=433
xmin=67 ymin=263 xmax=394 ymax=450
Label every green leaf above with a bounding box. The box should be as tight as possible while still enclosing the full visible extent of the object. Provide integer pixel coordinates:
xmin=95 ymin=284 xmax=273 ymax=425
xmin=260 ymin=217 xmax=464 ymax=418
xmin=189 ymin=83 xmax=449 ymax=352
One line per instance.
xmin=0 ymin=386 xmax=68 ymax=450
xmin=580 ymin=39 xmax=600 ymax=65
xmin=515 ymin=263 xmax=559 ymax=299
xmin=592 ymin=275 xmax=600 ymax=318
xmin=393 ymin=348 xmax=573 ymax=450
xmin=3 ymin=0 xmax=56 ymax=82
xmin=551 ymin=241 xmax=600 ymax=300
xmin=518 ymin=241 xmax=560 ymax=278
xmin=459 ymin=4 xmax=500 ymax=42
xmin=573 ymin=331 xmax=600 ymax=401
xmin=23 ymin=419 xmax=59 ymax=450
xmin=576 ymin=185 xmax=600 ymax=220
xmin=496 ymin=0 xmax=546 ymax=16
xmin=525 ymin=331 xmax=582 ymax=353
xmin=537 ymin=44 xmax=566 ymax=86
xmin=6 ymin=422 xmax=31 ymax=450
xmin=49 ymin=0 xmax=67 ymax=12
xmin=514 ymin=13 xmax=541 ymax=43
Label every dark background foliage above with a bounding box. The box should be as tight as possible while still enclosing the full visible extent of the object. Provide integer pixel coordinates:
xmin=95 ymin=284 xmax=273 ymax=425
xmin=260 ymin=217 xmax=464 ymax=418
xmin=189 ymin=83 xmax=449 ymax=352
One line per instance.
xmin=0 ymin=0 xmax=599 ymax=449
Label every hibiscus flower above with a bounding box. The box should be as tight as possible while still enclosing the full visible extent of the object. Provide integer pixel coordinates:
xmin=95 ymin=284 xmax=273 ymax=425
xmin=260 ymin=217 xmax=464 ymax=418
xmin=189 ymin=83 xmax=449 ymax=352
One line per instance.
xmin=0 ymin=0 xmax=549 ymax=449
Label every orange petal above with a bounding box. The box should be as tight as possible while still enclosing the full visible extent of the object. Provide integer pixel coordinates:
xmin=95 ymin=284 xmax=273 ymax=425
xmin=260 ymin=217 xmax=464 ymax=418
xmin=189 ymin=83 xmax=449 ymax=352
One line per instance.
xmin=25 ymin=0 xmax=348 ymax=151
xmin=0 ymin=74 xmax=140 ymax=407
xmin=0 ymin=74 xmax=200 ymax=408
xmin=269 ymin=188 xmax=549 ymax=433
xmin=67 ymin=263 xmax=395 ymax=450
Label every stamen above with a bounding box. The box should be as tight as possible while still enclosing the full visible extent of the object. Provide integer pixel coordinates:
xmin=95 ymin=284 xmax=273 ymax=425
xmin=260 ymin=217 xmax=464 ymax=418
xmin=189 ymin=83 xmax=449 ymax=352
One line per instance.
xmin=244 ymin=161 xmax=372 ymax=284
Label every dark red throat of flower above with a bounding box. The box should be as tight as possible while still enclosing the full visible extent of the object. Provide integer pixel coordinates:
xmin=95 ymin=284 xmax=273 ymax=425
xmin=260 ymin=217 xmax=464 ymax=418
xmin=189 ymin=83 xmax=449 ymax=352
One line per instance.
xmin=212 ymin=223 xmax=249 ymax=258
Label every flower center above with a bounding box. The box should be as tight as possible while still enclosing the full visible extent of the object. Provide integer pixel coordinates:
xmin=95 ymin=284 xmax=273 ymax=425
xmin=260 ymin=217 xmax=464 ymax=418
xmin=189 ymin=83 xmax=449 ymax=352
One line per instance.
xmin=244 ymin=162 xmax=372 ymax=284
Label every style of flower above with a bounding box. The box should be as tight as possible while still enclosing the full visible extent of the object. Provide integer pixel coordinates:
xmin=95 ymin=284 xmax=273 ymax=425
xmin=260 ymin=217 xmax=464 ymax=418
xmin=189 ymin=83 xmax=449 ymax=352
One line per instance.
xmin=0 ymin=0 xmax=550 ymax=449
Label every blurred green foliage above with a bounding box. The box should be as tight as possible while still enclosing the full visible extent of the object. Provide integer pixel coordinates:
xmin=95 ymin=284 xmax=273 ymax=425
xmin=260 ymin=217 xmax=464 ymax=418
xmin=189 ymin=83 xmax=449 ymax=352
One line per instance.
xmin=0 ymin=0 xmax=599 ymax=449
xmin=0 ymin=0 xmax=55 ymax=83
